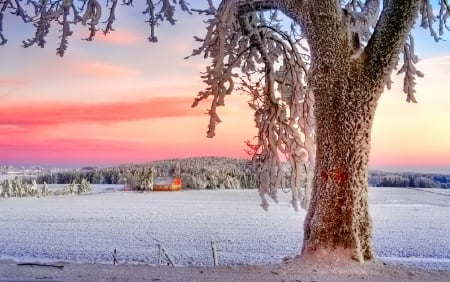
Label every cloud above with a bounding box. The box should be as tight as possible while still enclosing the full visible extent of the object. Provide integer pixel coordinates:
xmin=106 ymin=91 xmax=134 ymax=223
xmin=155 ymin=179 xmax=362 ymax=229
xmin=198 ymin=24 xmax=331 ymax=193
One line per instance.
xmin=0 ymin=78 xmax=27 ymax=86
xmin=419 ymin=56 xmax=450 ymax=65
xmin=0 ymin=135 xmax=151 ymax=167
xmin=74 ymin=61 xmax=139 ymax=78
xmin=0 ymin=133 xmax=251 ymax=167
xmin=95 ymin=30 xmax=145 ymax=45
xmin=0 ymin=96 xmax=201 ymax=127
xmin=0 ymin=135 xmax=144 ymax=152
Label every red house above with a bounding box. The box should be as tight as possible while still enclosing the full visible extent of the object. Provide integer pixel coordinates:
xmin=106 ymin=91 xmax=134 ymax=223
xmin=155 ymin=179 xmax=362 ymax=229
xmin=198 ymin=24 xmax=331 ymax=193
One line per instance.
xmin=152 ymin=176 xmax=182 ymax=191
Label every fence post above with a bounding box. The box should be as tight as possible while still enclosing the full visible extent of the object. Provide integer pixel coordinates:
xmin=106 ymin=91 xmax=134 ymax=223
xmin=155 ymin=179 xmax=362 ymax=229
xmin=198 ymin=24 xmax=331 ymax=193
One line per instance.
xmin=158 ymin=244 xmax=175 ymax=267
xmin=112 ymin=249 xmax=118 ymax=265
xmin=211 ymin=241 xmax=218 ymax=266
xmin=158 ymin=244 xmax=162 ymax=266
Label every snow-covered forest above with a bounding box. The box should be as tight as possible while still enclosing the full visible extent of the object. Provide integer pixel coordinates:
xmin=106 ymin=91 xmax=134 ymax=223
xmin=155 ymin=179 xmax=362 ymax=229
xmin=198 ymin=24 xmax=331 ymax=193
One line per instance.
xmin=2 ymin=157 xmax=449 ymax=192
xmin=37 ymin=157 xmax=450 ymax=189
xmin=368 ymin=171 xmax=450 ymax=189
xmin=35 ymin=157 xmax=257 ymax=190
xmin=0 ymin=177 xmax=91 ymax=198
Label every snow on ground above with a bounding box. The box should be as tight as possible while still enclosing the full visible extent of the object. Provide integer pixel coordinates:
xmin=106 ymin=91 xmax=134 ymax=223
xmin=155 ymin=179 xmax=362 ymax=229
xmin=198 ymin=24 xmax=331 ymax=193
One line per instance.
xmin=0 ymin=187 xmax=449 ymax=270
xmin=369 ymin=188 xmax=450 ymax=270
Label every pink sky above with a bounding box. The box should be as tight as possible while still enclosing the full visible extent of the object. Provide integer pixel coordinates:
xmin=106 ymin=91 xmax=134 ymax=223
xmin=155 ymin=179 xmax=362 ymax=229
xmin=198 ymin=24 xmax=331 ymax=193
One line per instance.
xmin=0 ymin=6 xmax=450 ymax=173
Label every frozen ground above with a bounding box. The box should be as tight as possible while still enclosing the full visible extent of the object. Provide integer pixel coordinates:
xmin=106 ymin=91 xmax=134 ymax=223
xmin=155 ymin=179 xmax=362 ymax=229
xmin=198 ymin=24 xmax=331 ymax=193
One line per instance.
xmin=0 ymin=187 xmax=449 ymax=270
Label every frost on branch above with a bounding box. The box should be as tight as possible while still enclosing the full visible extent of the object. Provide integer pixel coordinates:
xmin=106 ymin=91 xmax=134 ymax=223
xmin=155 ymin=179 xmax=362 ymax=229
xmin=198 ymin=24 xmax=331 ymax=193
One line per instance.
xmin=394 ymin=0 xmax=449 ymax=101
xmin=397 ymin=35 xmax=423 ymax=103
xmin=189 ymin=1 xmax=315 ymax=210
xmin=343 ymin=0 xmax=379 ymax=56
xmin=419 ymin=0 xmax=450 ymax=41
xmin=343 ymin=0 xmax=448 ymax=103
xmin=0 ymin=0 xmax=193 ymax=55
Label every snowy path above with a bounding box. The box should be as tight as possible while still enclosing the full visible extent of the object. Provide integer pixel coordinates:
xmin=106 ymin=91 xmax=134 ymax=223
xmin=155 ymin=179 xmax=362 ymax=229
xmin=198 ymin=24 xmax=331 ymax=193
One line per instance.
xmin=0 ymin=188 xmax=449 ymax=270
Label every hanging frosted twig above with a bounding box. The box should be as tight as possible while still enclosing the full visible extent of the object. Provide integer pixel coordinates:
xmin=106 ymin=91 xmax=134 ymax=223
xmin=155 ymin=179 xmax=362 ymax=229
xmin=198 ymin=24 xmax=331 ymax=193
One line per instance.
xmin=56 ymin=3 xmax=73 ymax=57
xmin=0 ymin=0 xmax=11 ymax=45
xmin=188 ymin=1 xmax=313 ymax=210
xmin=2 ymin=0 xmax=196 ymax=52
xmin=103 ymin=0 xmax=119 ymax=35
xmin=395 ymin=0 xmax=450 ymax=101
xmin=397 ymin=35 xmax=424 ymax=103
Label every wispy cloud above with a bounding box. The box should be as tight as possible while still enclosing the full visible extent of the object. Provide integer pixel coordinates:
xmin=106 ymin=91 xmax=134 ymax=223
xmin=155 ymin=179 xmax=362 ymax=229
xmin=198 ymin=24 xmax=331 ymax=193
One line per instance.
xmin=0 ymin=136 xmax=145 ymax=151
xmin=0 ymin=78 xmax=27 ymax=86
xmin=0 ymin=135 xmax=152 ymax=167
xmin=0 ymin=97 xmax=200 ymax=127
xmin=418 ymin=54 xmax=450 ymax=65
xmin=95 ymin=30 xmax=145 ymax=45
xmin=74 ymin=61 xmax=139 ymax=78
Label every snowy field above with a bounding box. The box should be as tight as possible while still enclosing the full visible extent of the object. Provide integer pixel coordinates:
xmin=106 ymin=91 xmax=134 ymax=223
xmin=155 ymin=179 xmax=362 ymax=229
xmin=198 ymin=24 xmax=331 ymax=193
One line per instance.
xmin=0 ymin=187 xmax=449 ymax=270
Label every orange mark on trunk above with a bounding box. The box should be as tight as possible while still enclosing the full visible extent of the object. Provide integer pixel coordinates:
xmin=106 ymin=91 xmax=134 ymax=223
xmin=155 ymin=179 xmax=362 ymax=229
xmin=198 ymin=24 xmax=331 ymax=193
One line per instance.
xmin=331 ymin=169 xmax=348 ymax=185
xmin=320 ymin=169 xmax=348 ymax=185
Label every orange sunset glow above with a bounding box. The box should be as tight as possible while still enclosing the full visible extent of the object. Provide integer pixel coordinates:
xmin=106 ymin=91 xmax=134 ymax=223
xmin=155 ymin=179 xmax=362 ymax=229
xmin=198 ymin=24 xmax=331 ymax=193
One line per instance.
xmin=0 ymin=7 xmax=450 ymax=173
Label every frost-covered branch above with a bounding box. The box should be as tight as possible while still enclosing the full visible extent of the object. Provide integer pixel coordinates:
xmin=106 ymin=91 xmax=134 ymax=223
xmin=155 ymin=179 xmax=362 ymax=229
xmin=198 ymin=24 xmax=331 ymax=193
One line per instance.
xmin=340 ymin=0 xmax=425 ymax=102
xmin=362 ymin=0 xmax=420 ymax=90
xmin=189 ymin=1 xmax=314 ymax=210
xmin=397 ymin=35 xmax=424 ymax=103
xmin=362 ymin=0 xmax=449 ymax=101
xmin=0 ymin=0 xmax=10 ymax=45
xmin=419 ymin=0 xmax=450 ymax=41
xmin=103 ymin=0 xmax=119 ymax=35
xmin=1 ymin=0 xmax=197 ymax=53
xmin=56 ymin=3 xmax=73 ymax=57
xmin=188 ymin=1 xmax=241 ymax=138
xmin=191 ymin=0 xmax=216 ymax=15
xmin=21 ymin=0 xmax=52 ymax=50
xmin=142 ymin=0 xmax=193 ymax=42
xmin=343 ymin=0 xmax=379 ymax=55
xmin=410 ymin=0 xmax=450 ymax=100
xmin=438 ymin=0 xmax=450 ymax=36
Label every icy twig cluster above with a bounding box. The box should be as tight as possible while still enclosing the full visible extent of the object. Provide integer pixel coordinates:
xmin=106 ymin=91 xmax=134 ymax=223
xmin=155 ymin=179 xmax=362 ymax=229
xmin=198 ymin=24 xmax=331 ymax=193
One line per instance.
xmin=188 ymin=1 xmax=315 ymax=210
xmin=419 ymin=0 xmax=450 ymax=41
xmin=0 ymin=0 xmax=194 ymax=55
xmin=343 ymin=0 xmax=448 ymax=101
xmin=396 ymin=35 xmax=424 ymax=103
xmin=392 ymin=0 xmax=449 ymax=102
xmin=343 ymin=0 xmax=379 ymax=52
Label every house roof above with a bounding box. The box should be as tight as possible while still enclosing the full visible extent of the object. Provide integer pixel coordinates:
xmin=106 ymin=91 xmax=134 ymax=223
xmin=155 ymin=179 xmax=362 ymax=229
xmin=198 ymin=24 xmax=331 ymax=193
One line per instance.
xmin=153 ymin=176 xmax=177 ymax=185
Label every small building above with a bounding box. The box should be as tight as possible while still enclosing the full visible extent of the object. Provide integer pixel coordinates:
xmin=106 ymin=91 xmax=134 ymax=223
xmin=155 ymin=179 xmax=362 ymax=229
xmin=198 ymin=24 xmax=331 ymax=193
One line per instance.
xmin=152 ymin=176 xmax=182 ymax=191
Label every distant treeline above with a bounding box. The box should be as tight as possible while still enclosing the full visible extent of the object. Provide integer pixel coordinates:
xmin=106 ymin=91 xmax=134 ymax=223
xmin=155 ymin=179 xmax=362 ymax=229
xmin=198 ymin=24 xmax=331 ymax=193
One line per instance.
xmin=32 ymin=157 xmax=449 ymax=189
xmin=36 ymin=156 xmax=257 ymax=190
xmin=368 ymin=171 xmax=450 ymax=189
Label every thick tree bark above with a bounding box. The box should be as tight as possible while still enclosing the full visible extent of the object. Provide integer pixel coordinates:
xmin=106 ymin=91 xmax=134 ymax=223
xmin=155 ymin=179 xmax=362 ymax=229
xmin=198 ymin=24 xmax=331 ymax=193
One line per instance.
xmin=293 ymin=0 xmax=421 ymax=263
xmin=236 ymin=0 xmax=422 ymax=263
xmin=296 ymin=0 xmax=377 ymax=262
xmin=302 ymin=70 xmax=380 ymax=262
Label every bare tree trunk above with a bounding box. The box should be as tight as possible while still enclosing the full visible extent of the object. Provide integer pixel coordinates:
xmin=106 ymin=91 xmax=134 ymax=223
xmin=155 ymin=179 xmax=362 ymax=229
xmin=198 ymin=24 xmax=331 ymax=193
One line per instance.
xmin=302 ymin=73 xmax=380 ymax=262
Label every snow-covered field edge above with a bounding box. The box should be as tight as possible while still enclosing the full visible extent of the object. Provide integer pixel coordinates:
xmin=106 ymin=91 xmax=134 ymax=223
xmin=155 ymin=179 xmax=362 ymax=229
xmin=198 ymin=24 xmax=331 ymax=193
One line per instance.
xmin=0 ymin=188 xmax=449 ymax=270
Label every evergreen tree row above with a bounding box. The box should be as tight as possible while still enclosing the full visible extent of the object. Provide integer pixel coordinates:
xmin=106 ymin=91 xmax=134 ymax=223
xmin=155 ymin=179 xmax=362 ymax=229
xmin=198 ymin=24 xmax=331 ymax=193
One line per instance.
xmin=368 ymin=171 xmax=450 ymax=189
xmin=36 ymin=157 xmax=257 ymax=190
xmin=9 ymin=157 xmax=448 ymax=190
xmin=0 ymin=177 xmax=91 ymax=198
